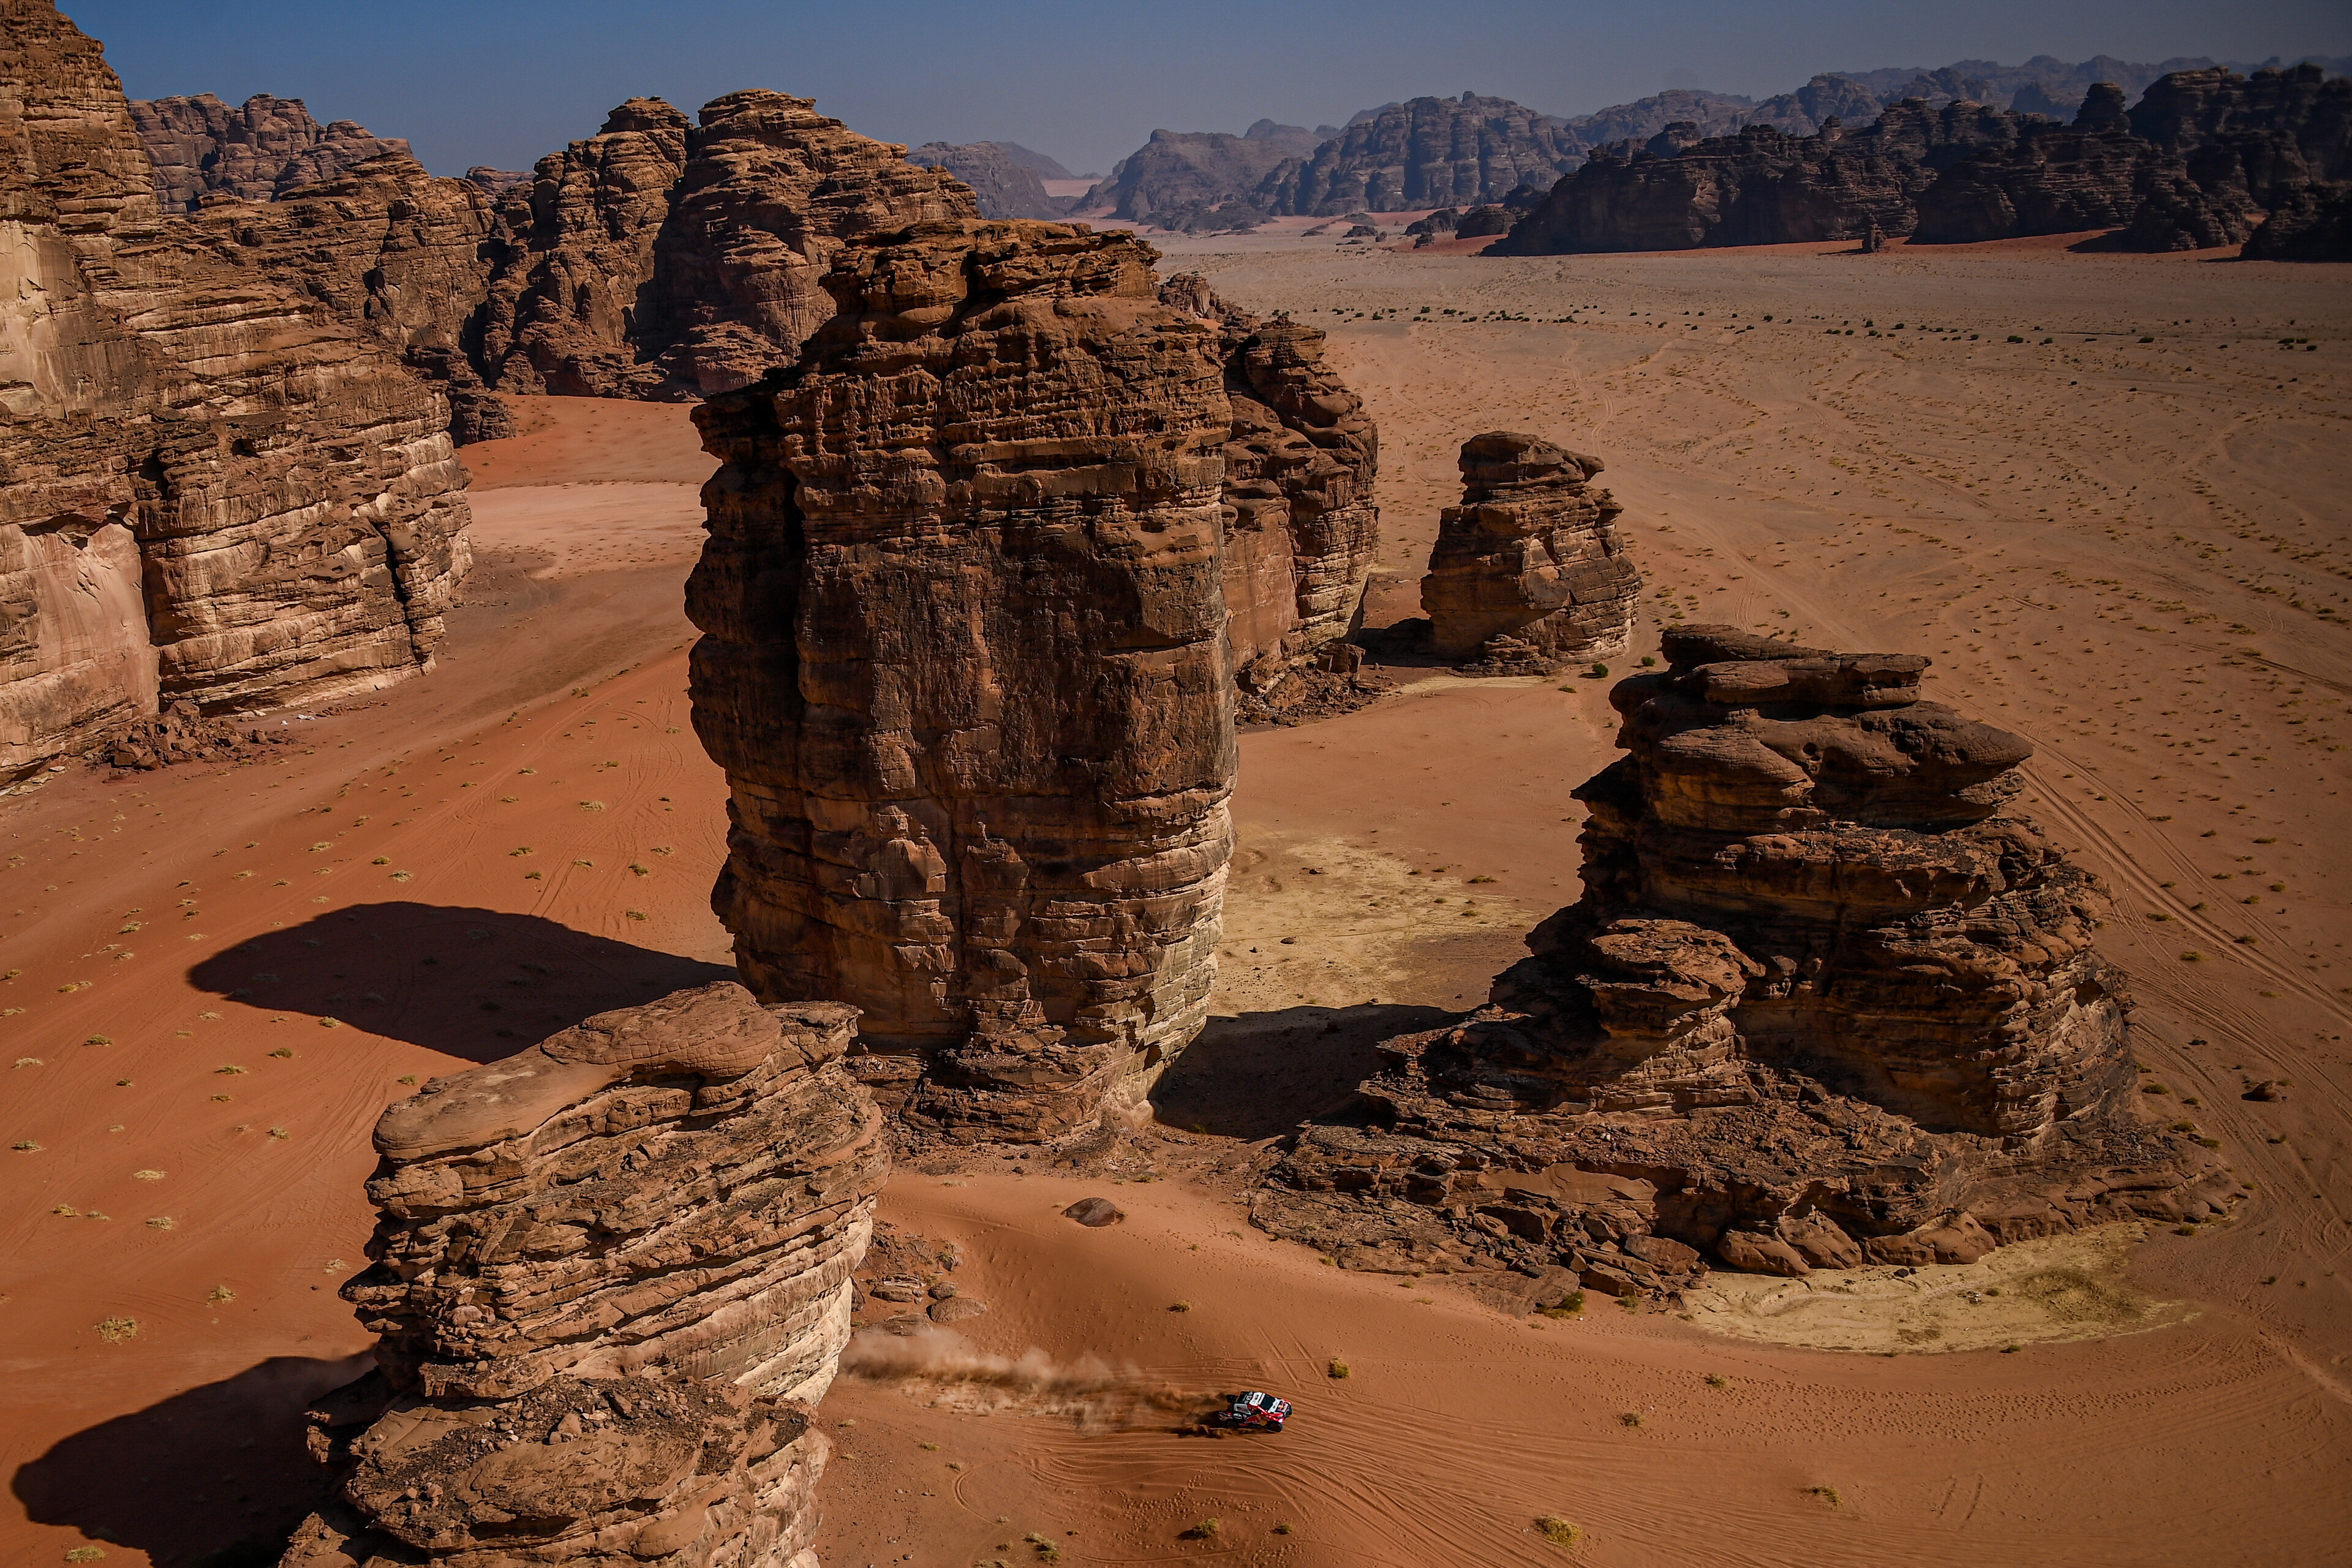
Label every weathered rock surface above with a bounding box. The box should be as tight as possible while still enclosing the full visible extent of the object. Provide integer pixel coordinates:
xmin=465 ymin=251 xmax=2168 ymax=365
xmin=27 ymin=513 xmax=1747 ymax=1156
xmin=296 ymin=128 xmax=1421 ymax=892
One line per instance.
xmin=1422 ymin=432 xmax=1636 ymax=671
xmin=688 ymin=221 xmax=1236 ymax=1143
xmin=1491 ymin=99 xmax=2046 ymax=252
xmin=1158 ymin=274 xmax=1381 ymax=711
xmin=0 ymin=1 xmax=472 ymax=778
xmin=127 ymin=91 xmax=410 ymax=211
xmin=908 ymin=140 xmax=1066 ymax=218
xmin=2242 ymin=179 xmax=2352 ymax=258
xmin=1913 ymin=85 xmax=2157 ymax=241
xmin=282 ymin=982 xmax=884 ymax=1567
xmin=1256 ymin=627 xmax=2228 ymax=1294
xmin=2117 ymin=64 xmax=2352 ymax=250
xmin=1083 ymin=121 xmax=1324 ymax=228
xmin=1263 ymin=93 xmax=1583 ymax=216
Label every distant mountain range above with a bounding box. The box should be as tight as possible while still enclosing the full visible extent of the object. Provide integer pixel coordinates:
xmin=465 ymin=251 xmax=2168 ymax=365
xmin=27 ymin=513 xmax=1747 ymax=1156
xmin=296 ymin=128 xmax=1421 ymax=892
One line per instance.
xmin=941 ymin=51 xmax=2352 ymax=228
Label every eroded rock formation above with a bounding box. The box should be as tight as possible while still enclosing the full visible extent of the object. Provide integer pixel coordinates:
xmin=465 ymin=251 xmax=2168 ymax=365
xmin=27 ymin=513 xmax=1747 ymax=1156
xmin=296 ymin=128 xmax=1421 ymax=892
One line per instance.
xmin=1491 ymin=99 xmax=2045 ymax=253
xmin=1422 ymin=432 xmax=1636 ymax=673
xmin=1256 ymin=627 xmax=2230 ymax=1294
xmin=1912 ymin=85 xmax=2155 ymax=242
xmin=281 ymin=982 xmax=885 ymax=1566
xmin=1263 ymin=93 xmax=1583 ymax=216
xmin=907 ymin=140 xmax=1066 ymax=218
xmin=1158 ymin=274 xmax=1381 ymax=714
xmin=0 ymin=1 xmax=472 ymax=778
xmin=688 ymin=221 xmax=1235 ymax=1143
xmin=128 ymin=91 xmax=410 ymax=211
xmin=1082 ymin=121 xmax=1324 ymax=229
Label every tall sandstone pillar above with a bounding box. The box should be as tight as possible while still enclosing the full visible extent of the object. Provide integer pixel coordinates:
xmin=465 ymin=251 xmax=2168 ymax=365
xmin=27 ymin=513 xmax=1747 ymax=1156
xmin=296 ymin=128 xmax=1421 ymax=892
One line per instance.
xmin=688 ymin=220 xmax=1236 ymax=1141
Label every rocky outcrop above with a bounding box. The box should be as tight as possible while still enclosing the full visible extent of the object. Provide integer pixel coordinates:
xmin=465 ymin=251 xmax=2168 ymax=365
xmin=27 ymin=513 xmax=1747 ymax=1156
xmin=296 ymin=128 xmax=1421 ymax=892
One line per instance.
xmin=1491 ymin=98 xmax=2045 ymax=252
xmin=1256 ymin=627 xmax=2229 ymax=1293
xmin=0 ymin=1 xmax=472 ymax=778
xmin=688 ymin=221 xmax=1235 ymax=1144
xmin=1913 ymin=85 xmax=2157 ymax=241
xmin=127 ymin=91 xmax=410 ymax=211
xmin=1263 ymin=93 xmax=1583 ymax=215
xmin=1158 ymin=275 xmax=1380 ymax=709
xmin=2242 ymin=179 xmax=2352 ymax=258
xmin=2117 ymin=64 xmax=2352 ymax=249
xmin=1422 ymin=433 xmax=1637 ymax=672
xmin=470 ymin=97 xmax=693 ymax=402
xmin=907 ymin=140 xmax=1065 ymax=218
xmin=177 ymin=151 xmax=511 ymax=441
xmin=279 ymin=982 xmax=884 ymax=1567
xmin=633 ymin=90 xmax=980 ymax=398
xmin=1082 ymin=121 xmax=1322 ymax=230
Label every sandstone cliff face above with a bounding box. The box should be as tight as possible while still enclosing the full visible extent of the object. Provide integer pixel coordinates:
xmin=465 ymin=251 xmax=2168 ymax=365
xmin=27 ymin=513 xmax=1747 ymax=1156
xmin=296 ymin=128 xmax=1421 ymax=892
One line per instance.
xmin=281 ymin=982 xmax=884 ymax=1567
xmin=179 ymin=151 xmax=511 ymax=441
xmin=2119 ymin=64 xmax=2352 ymax=249
xmin=1256 ymin=628 xmax=2228 ymax=1292
xmin=907 ymin=140 xmax=1066 ymax=218
xmin=1264 ymin=93 xmax=1583 ymax=216
xmin=1084 ymin=122 xmax=1324 ymax=227
xmin=1491 ymin=99 xmax=2043 ymax=253
xmin=0 ymin=1 xmax=471 ymax=777
xmin=688 ymin=221 xmax=1235 ymax=1142
xmin=2243 ymin=179 xmax=2352 ymax=258
xmin=127 ymin=91 xmax=410 ymax=211
xmin=1912 ymin=85 xmax=2157 ymax=241
xmin=472 ymin=97 xmax=693 ymax=401
xmin=631 ymin=91 xmax=979 ymax=399
xmin=1158 ymin=275 xmax=1379 ymax=698
xmin=1422 ymin=432 xmax=1637 ymax=671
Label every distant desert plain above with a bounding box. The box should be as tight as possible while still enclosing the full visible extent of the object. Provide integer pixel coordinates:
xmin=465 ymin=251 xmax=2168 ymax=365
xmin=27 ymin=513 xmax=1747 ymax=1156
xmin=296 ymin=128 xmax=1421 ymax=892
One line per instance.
xmin=4 ymin=229 xmax=2350 ymax=1567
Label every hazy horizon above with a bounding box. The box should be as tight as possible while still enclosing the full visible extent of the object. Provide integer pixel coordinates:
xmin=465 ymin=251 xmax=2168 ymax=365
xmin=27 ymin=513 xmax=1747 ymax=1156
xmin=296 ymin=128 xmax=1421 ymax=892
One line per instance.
xmin=65 ymin=0 xmax=2352 ymax=179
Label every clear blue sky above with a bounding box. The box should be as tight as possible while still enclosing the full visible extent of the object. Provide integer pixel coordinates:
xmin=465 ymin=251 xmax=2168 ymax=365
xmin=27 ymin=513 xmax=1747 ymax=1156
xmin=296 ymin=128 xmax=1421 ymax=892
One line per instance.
xmin=65 ymin=0 xmax=2350 ymax=179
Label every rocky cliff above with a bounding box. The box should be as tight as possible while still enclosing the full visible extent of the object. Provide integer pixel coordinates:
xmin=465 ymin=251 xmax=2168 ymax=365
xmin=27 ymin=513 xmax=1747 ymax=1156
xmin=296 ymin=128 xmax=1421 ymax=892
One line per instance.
xmin=0 ymin=1 xmax=472 ymax=778
xmin=1263 ymin=93 xmax=1583 ymax=216
xmin=1422 ymin=432 xmax=1637 ymax=672
xmin=2117 ymin=64 xmax=2352 ymax=249
xmin=907 ymin=140 xmax=1066 ymax=218
xmin=1912 ymin=84 xmax=2157 ymax=241
xmin=1256 ymin=628 xmax=2231 ymax=1292
xmin=1491 ymin=98 xmax=2043 ymax=252
xmin=470 ymin=97 xmax=693 ymax=404
xmin=127 ymin=91 xmax=410 ymax=211
xmin=1082 ymin=121 xmax=1323 ymax=230
xmin=1158 ymin=275 xmax=1380 ymax=709
xmin=279 ymin=983 xmax=884 ymax=1567
xmin=688 ymin=221 xmax=1236 ymax=1143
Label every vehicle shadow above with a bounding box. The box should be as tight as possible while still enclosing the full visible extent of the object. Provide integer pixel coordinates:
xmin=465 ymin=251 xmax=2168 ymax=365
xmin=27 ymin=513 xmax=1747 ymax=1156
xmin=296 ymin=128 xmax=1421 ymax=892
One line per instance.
xmin=1150 ymin=1000 xmax=1458 ymax=1141
xmin=12 ymin=1352 xmax=367 ymax=1566
xmin=187 ymin=902 xmax=734 ymax=1064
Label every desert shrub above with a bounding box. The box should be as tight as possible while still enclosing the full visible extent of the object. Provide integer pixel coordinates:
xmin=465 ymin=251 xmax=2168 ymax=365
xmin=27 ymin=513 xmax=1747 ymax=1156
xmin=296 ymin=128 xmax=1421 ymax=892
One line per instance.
xmin=1537 ymin=1516 xmax=1581 ymax=1547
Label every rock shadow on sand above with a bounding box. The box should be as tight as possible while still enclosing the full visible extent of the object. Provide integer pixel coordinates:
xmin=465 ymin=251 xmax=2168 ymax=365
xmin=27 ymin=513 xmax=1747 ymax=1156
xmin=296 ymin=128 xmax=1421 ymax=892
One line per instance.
xmin=1152 ymin=1001 xmax=1456 ymax=1140
xmin=187 ymin=902 xmax=732 ymax=1063
xmin=13 ymin=1351 xmax=368 ymax=1566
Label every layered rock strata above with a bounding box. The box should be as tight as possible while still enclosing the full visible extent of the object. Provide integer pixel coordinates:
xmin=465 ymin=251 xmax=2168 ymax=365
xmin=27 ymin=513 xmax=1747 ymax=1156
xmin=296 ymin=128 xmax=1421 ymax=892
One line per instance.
xmin=1158 ymin=274 xmax=1381 ymax=709
xmin=128 ymin=91 xmax=410 ymax=211
xmin=1256 ymin=628 xmax=2228 ymax=1293
xmin=1421 ymin=432 xmax=1637 ymax=672
xmin=1491 ymin=98 xmax=2045 ymax=253
xmin=281 ymin=982 xmax=885 ymax=1567
xmin=1262 ymin=93 xmax=1584 ymax=216
xmin=688 ymin=221 xmax=1236 ymax=1143
xmin=0 ymin=1 xmax=472 ymax=777
xmin=1912 ymin=85 xmax=2155 ymax=242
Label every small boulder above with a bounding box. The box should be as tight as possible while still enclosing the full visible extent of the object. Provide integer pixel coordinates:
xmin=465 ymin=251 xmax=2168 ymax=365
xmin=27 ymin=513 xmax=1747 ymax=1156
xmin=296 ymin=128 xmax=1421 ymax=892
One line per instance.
xmin=929 ymin=1281 xmax=959 ymax=1300
xmin=1063 ymin=1197 xmax=1125 ymax=1227
xmin=1714 ymin=1229 xmax=1811 ymax=1277
xmin=2244 ymin=1080 xmax=2285 ymax=1101
xmin=868 ymin=1276 xmax=927 ymax=1302
xmin=930 ymin=1296 xmax=989 ymax=1324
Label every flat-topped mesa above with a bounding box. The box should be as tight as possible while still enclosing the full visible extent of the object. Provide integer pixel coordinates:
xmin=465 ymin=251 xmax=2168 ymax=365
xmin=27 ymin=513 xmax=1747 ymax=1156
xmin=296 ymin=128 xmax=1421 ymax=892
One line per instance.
xmin=1422 ymin=432 xmax=1638 ymax=673
xmin=1257 ymin=628 xmax=2228 ymax=1294
xmin=688 ymin=221 xmax=1236 ymax=1144
xmin=1158 ymin=273 xmax=1381 ymax=710
xmin=280 ymin=982 xmax=885 ymax=1568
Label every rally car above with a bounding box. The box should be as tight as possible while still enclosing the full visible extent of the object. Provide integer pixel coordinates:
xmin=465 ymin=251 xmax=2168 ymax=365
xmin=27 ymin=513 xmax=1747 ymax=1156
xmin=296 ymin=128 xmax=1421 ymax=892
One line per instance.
xmin=1216 ymin=1391 xmax=1291 ymax=1431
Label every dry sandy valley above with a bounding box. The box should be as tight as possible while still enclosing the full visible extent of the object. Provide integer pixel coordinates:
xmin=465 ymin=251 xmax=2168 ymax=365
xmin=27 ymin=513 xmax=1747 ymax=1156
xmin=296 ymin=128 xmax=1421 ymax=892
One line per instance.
xmin=2 ymin=235 xmax=2348 ymax=1567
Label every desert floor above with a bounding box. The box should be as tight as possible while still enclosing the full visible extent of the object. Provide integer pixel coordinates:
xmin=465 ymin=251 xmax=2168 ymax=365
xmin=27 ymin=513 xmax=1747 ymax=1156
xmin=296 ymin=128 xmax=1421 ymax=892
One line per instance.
xmin=1 ymin=235 xmax=2347 ymax=1567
